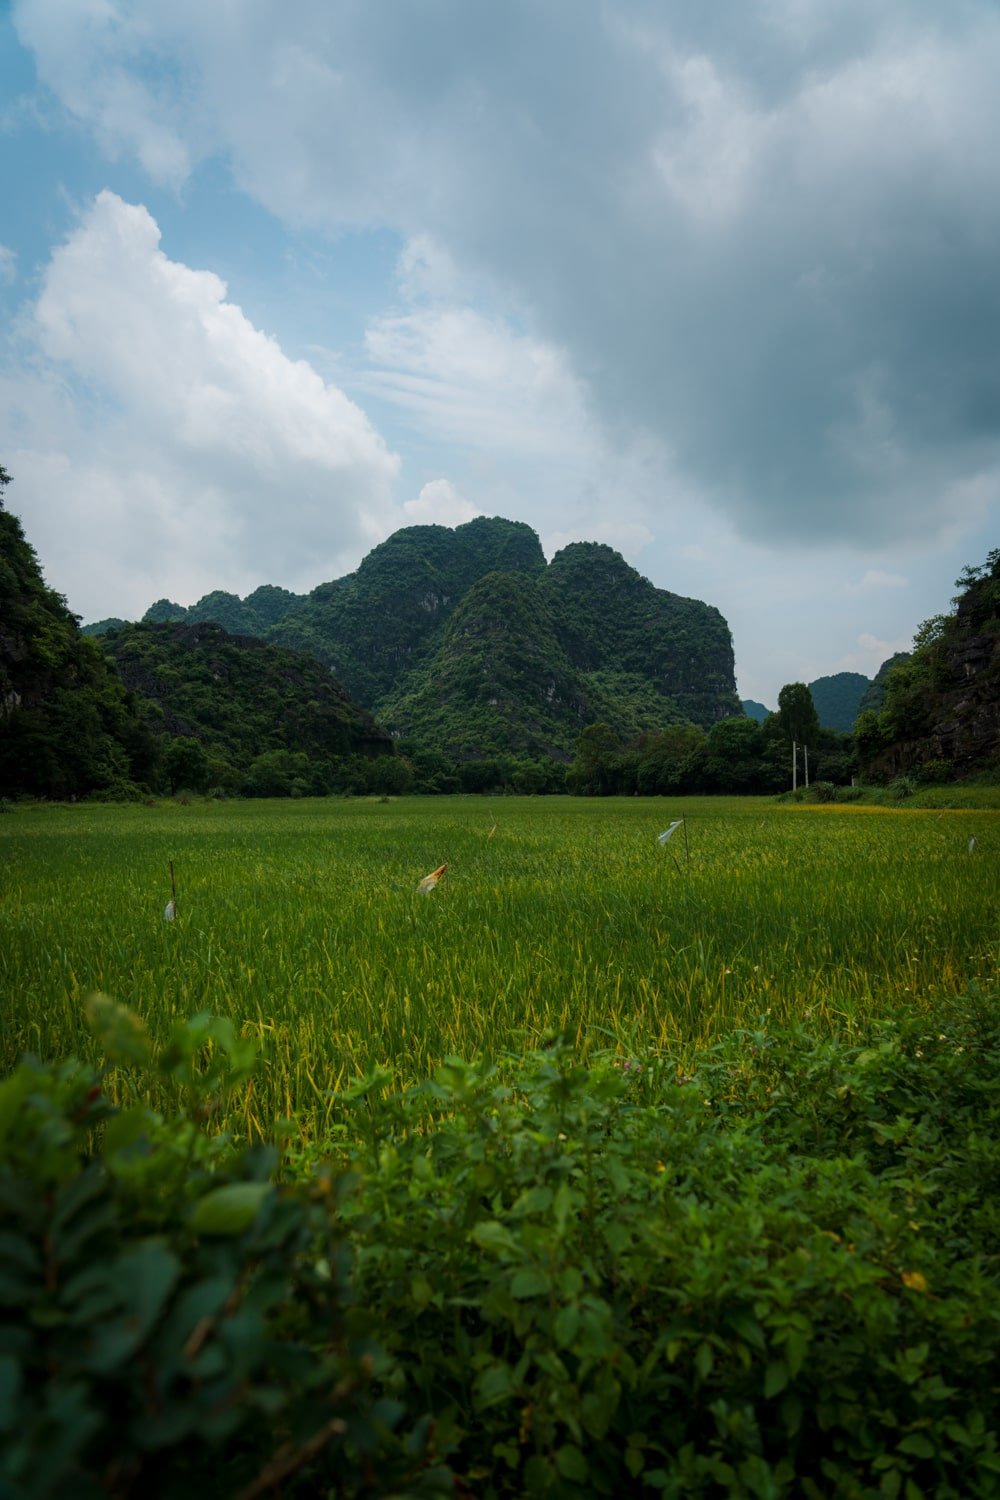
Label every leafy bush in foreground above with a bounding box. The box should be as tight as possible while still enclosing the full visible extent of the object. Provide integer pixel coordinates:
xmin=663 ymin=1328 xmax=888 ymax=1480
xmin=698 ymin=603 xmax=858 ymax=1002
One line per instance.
xmin=328 ymin=994 xmax=1000 ymax=1497
xmin=2 ymin=992 xmax=999 ymax=1497
xmin=0 ymin=1003 xmax=447 ymax=1500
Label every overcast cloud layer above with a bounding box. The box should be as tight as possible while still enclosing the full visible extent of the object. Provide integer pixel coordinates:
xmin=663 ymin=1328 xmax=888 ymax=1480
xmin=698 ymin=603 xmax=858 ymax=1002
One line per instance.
xmin=3 ymin=0 xmax=999 ymax=700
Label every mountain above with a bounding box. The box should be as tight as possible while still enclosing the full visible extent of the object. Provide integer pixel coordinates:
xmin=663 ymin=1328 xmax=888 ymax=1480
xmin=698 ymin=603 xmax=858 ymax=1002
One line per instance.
xmin=807 ymin=672 xmax=870 ymax=732
xmin=539 ymin=543 xmax=739 ymax=729
xmin=101 ymin=621 xmax=391 ymax=778
xmin=384 ymin=571 xmax=593 ymax=759
xmin=0 ymin=468 xmax=156 ymax=799
xmin=116 ymin=518 xmax=740 ymax=757
xmin=857 ymin=551 xmax=999 ymax=779
xmin=268 ymin=517 xmax=546 ymax=708
xmin=741 ymin=699 xmax=771 ymax=723
xmin=857 ymin=653 xmax=912 ymax=717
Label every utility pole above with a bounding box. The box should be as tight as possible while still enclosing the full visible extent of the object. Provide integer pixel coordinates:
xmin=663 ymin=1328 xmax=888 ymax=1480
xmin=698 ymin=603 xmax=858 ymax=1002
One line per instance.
xmin=792 ymin=739 xmax=798 ymax=793
xmin=804 ymin=744 xmax=810 ymax=788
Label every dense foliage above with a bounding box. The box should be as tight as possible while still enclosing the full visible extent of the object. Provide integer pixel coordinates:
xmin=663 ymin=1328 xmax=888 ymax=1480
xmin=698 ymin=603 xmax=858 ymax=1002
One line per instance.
xmin=0 ymin=1004 xmax=447 ymax=1500
xmin=4 ymin=989 xmax=999 ymax=1497
xmin=566 ymin=711 xmax=856 ymax=796
xmin=856 ymin=550 xmax=1000 ymax=781
xmin=539 ymin=544 xmax=740 ymax=730
xmin=856 ymin=654 xmax=913 ymax=718
xmin=0 ymin=468 xmax=158 ymax=800
xmin=100 ymin=620 xmax=391 ymax=794
xmin=255 ymin=517 xmax=545 ymax=710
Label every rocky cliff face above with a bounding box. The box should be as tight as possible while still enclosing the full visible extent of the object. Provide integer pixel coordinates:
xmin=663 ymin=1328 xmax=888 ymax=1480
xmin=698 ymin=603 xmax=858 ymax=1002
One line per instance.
xmin=926 ymin=630 xmax=1000 ymax=775
xmin=868 ymin=551 xmax=999 ymax=779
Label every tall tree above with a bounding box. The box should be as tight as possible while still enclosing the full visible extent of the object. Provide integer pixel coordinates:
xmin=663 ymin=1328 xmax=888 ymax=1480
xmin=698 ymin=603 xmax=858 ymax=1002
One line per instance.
xmin=776 ymin=682 xmax=820 ymax=748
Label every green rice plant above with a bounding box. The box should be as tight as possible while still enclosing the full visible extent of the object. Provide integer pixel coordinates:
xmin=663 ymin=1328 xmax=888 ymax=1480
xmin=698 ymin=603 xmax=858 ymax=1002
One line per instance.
xmin=2 ymin=796 xmax=998 ymax=1136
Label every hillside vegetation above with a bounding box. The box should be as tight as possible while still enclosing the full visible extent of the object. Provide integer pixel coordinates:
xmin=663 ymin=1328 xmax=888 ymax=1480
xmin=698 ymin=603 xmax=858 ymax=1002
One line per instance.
xmin=857 ymin=550 xmax=999 ymax=781
xmin=0 ymin=467 xmax=158 ymax=799
xmin=101 ymin=620 xmax=391 ymax=793
xmin=121 ymin=518 xmax=740 ymax=757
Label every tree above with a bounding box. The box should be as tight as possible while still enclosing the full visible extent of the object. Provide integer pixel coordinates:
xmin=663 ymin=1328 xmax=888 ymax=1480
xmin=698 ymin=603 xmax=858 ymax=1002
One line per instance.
xmin=569 ymin=723 xmax=620 ymax=795
xmin=700 ymin=716 xmax=766 ymax=794
xmin=776 ymin=683 xmax=820 ymax=748
xmin=1 ymin=465 xmax=153 ymax=799
xmin=163 ymin=737 xmax=210 ymax=793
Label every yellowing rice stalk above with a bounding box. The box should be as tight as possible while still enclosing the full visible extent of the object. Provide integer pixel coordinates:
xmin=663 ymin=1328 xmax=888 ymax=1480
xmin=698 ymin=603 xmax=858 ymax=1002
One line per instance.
xmin=2 ymin=795 xmax=997 ymax=1136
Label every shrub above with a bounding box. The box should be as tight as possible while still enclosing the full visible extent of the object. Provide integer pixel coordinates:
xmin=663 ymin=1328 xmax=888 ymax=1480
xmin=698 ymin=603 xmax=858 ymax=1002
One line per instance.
xmin=324 ymin=1000 xmax=1000 ymax=1496
xmin=5 ymin=995 xmax=1000 ymax=1497
xmin=809 ymin=780 xmax=837 ymax=802
xmin=0 ymin=1004 xmax=450 ymax=1500
xmin=914 ymin=759 xmax=953 ymax=786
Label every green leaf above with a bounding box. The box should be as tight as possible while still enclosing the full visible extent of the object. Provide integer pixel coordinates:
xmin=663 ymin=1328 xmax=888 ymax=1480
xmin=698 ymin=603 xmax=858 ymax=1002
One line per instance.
xmin=523 ymin=1454 xmax=554 ymax=1493
xmin=626 ymin=1446 xmax=644 ymax=1479
xmin=554 ymin=1304 xmax=580 ymax=1347
xmin=695 ymin=1341 xmax=714 ymax=1380
xmin=410 ymin=1275 xmax=434 ymax=1311
xmin=765 ymin=1360 xmax=789 ymax=1398
xmin=555 ymin=1444 xmax=589 ymax=1481
xmin=0 ymin=1071 xmax=32 ymax=1152
xmin=470 ymin=1220 xmax=518 ymax=1255
xmin=189 ymin=1183 xmax=270 ymax=1236
xmin=475 ymin=1364 xmax=514 ymax=1409
xmin=510 ymin=1267 xmax=551 ymax=1299
xmin=103 ymin=1106 xmax=155 ymax=1158
xmin=898 ymin=1433 xmax=935 ymax=1459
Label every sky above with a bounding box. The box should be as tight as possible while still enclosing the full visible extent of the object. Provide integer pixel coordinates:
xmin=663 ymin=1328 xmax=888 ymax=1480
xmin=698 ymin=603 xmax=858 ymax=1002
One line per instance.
xmin=1 ymin=1 xmax=998 ymax=709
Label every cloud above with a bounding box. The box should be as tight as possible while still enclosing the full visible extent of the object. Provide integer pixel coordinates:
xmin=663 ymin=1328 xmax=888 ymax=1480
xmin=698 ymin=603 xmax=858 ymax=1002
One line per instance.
xmin=13 ymin=0 xmax=1000 ymax=552
xmin=543 ymin=520 xmax=654 ymax=564
xmin=403 ymin=479 xmax=479 ymax=528
xmin=4 ymin=191 xmax=399 ymax=618
xmin=845 ymin=569 xmax=908 ymax=593
xmin=359 ymin=239 xmax=693 ymax=555
xmin=0 ymin=246 xmax=16 ymax=284
xmin=839 ymin=631 xmax=913 ymax=678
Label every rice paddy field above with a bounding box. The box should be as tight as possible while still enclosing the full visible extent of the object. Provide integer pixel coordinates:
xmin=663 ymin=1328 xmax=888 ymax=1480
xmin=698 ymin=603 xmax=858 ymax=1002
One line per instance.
xmin=2 ymin=795 xmax=998 ymax=1138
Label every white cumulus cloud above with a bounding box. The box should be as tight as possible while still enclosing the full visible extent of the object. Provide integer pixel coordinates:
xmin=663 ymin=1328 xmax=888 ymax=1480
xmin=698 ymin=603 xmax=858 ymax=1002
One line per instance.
xmin=403 ymin=479 xmax=480 ymax=527
xmin=4 ymin=191 xmax=400 ymax=619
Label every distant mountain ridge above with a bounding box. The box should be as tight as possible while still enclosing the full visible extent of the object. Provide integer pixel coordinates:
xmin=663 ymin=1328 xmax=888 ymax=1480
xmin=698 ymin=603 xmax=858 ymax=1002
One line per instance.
xmin=807 ymin=672 xmax=871 ymax=733
xmin=96 ymin=517 xmax=740 ymax=759
xmin=742 ymin=673 xmax=872 ymax=733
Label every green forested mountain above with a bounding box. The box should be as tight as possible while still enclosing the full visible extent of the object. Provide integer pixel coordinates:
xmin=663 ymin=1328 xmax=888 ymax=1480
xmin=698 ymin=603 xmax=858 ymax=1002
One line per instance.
xmin=741 ymin=699 xmax=772 ymax=723
xmin=117 ymin=518 xmax=739 ymax=758
xmin=856 ymin=551 xmax=999 ymax=779
xmin=539 ymin=543 xmax=739 ymax=728
xmin=0 ymin=468 xmax=157 ymax=799
xmin=100 ymin=621 xmax=391 ymax=790
xmin=856 ymin=653 xmax=912 ymax=718
xmin=744 ymin=676 xmax=871 ymax=734
xmin=268 ymin=517 xmax=546 ymax=708
xmin=807 ymin=672 xmax=871 ymax=732
xmin=383 ymin=572 xmax=592 ymax=759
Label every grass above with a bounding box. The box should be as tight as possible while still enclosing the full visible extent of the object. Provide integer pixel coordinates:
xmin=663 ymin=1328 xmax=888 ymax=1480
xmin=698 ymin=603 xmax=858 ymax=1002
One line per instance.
xmin=2 ymin=795 xmax=998 ymax=1137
